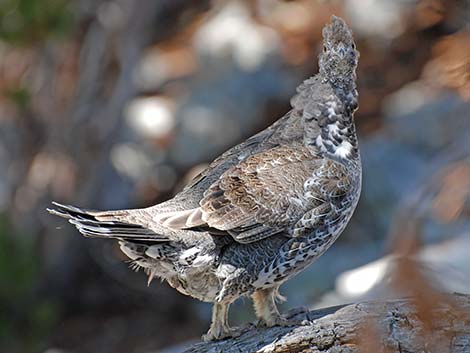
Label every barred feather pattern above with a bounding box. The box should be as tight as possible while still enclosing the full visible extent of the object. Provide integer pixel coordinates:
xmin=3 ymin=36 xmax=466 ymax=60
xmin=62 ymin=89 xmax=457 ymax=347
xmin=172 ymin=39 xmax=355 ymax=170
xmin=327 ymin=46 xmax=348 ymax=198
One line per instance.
xmin=48 ymin=16 xmax=362 ymax=341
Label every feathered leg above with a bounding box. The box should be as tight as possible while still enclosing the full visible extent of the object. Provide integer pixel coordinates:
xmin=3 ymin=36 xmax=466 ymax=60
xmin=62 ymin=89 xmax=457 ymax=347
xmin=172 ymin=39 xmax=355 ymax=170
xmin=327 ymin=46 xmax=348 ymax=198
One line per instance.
xmin=252 ymin=286 xmax=289 ymax=327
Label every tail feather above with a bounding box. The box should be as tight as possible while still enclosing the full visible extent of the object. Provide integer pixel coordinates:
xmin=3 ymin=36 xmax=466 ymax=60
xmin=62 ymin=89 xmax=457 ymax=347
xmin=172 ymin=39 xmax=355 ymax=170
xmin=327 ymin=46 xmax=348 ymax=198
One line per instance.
xmin=47 ymin=202 xmax=168 ymax=242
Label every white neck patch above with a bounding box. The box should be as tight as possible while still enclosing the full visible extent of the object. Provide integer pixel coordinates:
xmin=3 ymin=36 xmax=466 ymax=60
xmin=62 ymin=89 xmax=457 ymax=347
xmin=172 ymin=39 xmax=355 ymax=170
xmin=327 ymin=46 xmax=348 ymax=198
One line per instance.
xmin=315 ymin=122 xmax=353 ymax=160
xmin=334 ymin=140 xmax=353 ymax=158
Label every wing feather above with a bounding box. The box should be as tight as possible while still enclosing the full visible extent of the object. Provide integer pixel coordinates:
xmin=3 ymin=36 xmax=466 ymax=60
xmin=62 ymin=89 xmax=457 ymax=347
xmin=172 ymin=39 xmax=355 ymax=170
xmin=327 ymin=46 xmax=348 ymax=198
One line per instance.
xmin=164 ymin=145 xmax=322 ymax=243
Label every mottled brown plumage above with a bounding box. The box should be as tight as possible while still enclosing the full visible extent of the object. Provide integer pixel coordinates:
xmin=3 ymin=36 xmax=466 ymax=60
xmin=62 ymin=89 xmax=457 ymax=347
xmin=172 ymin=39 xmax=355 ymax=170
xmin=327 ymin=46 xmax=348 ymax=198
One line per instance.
xmin=48 ymin=16 xmax=362 ymax=341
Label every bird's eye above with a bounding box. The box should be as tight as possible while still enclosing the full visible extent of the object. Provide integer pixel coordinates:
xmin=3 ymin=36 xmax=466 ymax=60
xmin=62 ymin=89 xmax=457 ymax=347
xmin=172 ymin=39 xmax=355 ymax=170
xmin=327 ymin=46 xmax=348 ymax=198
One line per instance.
xmin=351 ymin=43 xmax=356 ymax=49
xmin=323 ymin=45 xmax=327 ymax=53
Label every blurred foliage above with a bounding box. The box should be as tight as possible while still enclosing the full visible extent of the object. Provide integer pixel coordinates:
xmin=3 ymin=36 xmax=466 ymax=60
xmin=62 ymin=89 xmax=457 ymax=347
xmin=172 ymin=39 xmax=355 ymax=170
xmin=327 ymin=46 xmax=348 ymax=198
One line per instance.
xmin=0 ymin=0 xmax=74 ymax=44
xmin=0 ymin=215 xmax=58 ymax=353
xmin=6 ymin=85 xmax=31 ymax=110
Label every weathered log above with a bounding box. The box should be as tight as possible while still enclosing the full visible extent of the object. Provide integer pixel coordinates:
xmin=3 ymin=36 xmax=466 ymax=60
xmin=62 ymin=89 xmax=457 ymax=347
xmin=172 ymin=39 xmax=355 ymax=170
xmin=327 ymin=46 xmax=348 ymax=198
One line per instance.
xmin=184 ymin=293 xmax=470 ymax=353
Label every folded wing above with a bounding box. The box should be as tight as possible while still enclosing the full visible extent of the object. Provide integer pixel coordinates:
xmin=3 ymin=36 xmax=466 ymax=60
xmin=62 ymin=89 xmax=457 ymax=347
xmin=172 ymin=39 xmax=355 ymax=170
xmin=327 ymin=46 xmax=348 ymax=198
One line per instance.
xmin=158 ymin=145 xmax=324 ymax=243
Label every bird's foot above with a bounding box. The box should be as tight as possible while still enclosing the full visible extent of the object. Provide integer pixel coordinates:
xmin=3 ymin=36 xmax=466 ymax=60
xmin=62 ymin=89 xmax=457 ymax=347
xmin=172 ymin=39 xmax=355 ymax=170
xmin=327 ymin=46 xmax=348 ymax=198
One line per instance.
xmin=202 ymin=325 xmax=242 ymax=342
xmin=256 ymin=314 xmax=310 ymax=328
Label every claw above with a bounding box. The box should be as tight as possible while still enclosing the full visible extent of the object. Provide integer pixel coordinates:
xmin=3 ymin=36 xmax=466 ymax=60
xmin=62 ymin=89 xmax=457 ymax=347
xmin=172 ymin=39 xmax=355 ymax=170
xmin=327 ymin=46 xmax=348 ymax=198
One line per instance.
xmin=202 ymin=325 xmax=242 ymax=342
xmin=256 ymin=314 xmax=310 ymax=328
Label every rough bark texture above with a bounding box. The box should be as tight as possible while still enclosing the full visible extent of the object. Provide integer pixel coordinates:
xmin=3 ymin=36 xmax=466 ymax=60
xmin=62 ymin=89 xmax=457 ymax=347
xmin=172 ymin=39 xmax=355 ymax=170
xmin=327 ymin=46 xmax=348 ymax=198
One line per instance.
xmin=185 ymin=293 xmax=470 ymax=353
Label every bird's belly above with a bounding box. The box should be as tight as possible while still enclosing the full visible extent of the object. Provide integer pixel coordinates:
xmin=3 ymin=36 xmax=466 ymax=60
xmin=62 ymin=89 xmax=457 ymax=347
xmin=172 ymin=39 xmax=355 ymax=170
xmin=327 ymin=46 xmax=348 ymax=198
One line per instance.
xmin=214 ymin=236 xmax=292 ymax=298
xmin=253 ymin=204 xmax=358 ymax=288
xmin=171 ymin=270 xmax=220 ymax=302
xmin=166 ymin=250 xmax=222 ymax=302
xmin=120 ymin=240 xmax=222 ymax=302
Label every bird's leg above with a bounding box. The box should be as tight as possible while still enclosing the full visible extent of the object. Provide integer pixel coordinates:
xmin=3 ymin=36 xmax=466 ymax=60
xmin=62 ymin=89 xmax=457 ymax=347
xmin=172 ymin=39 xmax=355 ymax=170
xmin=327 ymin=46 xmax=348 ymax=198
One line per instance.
xmin=252 ymin=286 xmax=296 ymax=327
xmin=252 ymin=287 xmax=310 ymax=327
xmin=202 ymin=302 xmax=241 ymax=341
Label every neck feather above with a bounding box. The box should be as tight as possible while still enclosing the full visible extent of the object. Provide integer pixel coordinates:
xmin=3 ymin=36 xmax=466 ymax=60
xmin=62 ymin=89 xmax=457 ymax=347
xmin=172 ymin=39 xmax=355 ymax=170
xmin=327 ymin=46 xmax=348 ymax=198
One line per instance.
xmin=314 ymin=116 xmax=359 ymax=163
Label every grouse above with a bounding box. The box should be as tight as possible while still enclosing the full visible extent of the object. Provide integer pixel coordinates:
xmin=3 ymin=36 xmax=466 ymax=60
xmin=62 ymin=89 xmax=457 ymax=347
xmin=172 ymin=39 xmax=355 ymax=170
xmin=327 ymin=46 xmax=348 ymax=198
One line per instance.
xmin=48 ymin=15 xmax=362 ymax=341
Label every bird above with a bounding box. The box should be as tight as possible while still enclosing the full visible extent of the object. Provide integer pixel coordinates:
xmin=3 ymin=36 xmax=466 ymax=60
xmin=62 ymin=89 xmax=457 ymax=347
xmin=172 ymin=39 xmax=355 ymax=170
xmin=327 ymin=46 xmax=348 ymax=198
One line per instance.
xmin=48 ymin=15 xmax=361 ymax=341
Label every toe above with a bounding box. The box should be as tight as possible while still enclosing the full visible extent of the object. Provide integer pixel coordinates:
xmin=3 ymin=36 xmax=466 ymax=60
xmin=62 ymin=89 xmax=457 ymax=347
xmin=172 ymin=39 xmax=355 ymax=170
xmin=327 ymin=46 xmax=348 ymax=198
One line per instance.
xmin=202 ymin=326 xmax=242 ymax=341
xmin=259 ymin=315 xmax=305 ymax=328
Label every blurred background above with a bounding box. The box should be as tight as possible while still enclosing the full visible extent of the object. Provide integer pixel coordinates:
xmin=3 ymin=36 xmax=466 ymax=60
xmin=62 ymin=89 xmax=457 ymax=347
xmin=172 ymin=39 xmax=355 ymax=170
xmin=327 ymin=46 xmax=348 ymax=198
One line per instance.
xmin=0 ymin=0 xmax=469 ymax=352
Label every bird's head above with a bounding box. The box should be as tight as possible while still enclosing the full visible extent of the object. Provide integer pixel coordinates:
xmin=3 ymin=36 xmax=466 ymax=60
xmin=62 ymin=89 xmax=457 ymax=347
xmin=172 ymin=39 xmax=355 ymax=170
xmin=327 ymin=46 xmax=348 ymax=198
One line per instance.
xmin=319 ymin=16 xmax=359 ymax=88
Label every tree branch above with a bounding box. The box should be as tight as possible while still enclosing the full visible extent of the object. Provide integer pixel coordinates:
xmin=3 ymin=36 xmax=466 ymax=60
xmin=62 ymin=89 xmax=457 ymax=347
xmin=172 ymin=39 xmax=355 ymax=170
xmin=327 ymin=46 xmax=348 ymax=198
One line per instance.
xmin=185 ymin=293 xmax=470 ymax=353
